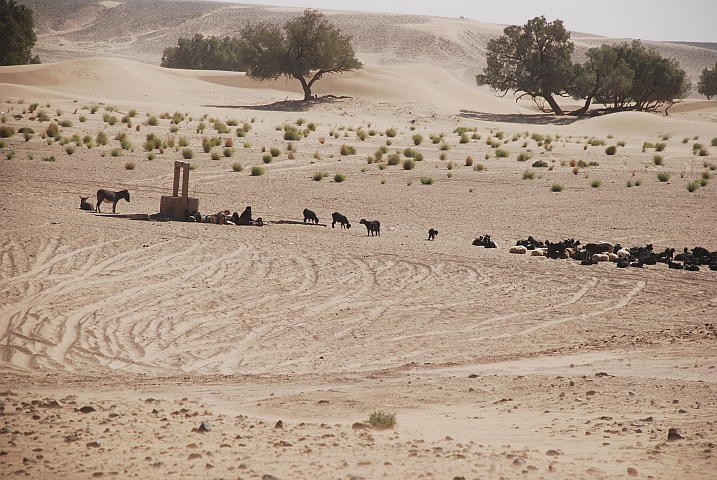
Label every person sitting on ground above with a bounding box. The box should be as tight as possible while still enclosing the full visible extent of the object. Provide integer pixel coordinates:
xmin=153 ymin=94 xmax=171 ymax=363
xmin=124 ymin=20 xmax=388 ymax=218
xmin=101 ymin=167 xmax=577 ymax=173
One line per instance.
xmin=232 ymin=206 xmax=253 ymax=225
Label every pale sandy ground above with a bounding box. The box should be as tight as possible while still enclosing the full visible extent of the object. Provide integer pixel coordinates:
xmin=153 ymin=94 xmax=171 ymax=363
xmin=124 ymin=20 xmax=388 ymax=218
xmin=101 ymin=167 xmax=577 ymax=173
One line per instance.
xmin=1 ymin=5 xmax=717 ymax=479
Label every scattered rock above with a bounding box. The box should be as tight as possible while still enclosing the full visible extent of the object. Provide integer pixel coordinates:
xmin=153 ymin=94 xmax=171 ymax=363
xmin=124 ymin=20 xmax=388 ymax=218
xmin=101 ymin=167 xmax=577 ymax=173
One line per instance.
xmin=468 ymin=374 xmax=479 ymax=378
xmin=86 ymin=440 xmax=101 ymax=448
xmin=569 ymin=381 xmax=575 ymax=386
xmin=78 ymin=406 xmax=96 ymax=414
xmin=38 ymin=400 xmax=61 ymax=409
xmin=274 ymin=420 xmax=283 ymax=429
xmin=546 ymin=449 xmax=560 ymax=456
xmin=512 ymin=458 xmax=526 ymax=466
xmin=667 ymin=428 xmax=683 ymax=442
xmin=262 ymin=475 xmax=278 ymax=480
xmin=595 ymin=372 xmax=609 ymax=377
xmin=144 ymin=398 xmax=156 ymax=404
xmin=205 ymin=463 xmax=214 ymax=469
xmin=92 ymin=473 xmax=104 ymax=478
xmin=197 ymin=422 xmax=211 ymax=433
xmin=64 ymin=435 xmax=79 ymax=443
xmin=188 ymin=453 xmax=202 ymax=460
xmin=352 ymin=422 xmax=368 ymax=430
xmin=627 ymin=467 xmax=638 ymax=476
xmin=640 ymin=416 xmax=653 ymax=422
xmin=629 ymin=391 xmax=636 ymax=396
xmin=586 ymin=390 xmax=596 ymax=396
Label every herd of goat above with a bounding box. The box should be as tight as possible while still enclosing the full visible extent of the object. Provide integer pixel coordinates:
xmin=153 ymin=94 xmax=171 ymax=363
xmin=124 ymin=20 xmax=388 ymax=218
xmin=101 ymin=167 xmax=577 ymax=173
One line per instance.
xmin=80 ymin=189 xmax=715 ymax=271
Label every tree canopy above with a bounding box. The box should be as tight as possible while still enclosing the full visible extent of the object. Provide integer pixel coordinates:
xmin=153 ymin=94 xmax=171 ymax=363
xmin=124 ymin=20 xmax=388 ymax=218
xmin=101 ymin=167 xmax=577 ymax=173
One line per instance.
xmin=160 ymin=34 xmax=244 ymax=71
xmin=697 ymin=61 xmax=717 ymax=100
xmin=478 ymin=17 xmax=691 ymax=115
xmin=238 ymin=9 xmax=362 ymax=101
xmin=476 ymin=16 xmax=574 ymax=115
xmin=0 ymin=0 xmax=40 ymax=66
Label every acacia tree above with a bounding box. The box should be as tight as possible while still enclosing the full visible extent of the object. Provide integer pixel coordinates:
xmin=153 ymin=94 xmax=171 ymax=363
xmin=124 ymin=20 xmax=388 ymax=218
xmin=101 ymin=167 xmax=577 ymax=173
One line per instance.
xmin=238 ymin=9 xmax=362 ymax=101
xmin=697 ymin=61 xmax=717 ymax=100
xmin=161 ymin=34 xmax=244 ymax=71
xmin=476 ymin=16 xmax=574 ymax=115
xmin=569 ymin=44 xmax=633 ymax=115
xmin=0 ymin=0 xmax=41 ymax=65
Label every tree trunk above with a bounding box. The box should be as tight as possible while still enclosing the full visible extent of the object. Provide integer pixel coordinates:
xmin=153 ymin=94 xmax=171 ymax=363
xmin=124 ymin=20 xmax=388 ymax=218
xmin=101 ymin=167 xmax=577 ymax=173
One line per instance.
xmin=542 ymin=93 xmax=564 ymax=115
xmin=571 ymin=95 xmax=593 ymax=116
xmin=296 ymin=75 xmax=312 ymax=101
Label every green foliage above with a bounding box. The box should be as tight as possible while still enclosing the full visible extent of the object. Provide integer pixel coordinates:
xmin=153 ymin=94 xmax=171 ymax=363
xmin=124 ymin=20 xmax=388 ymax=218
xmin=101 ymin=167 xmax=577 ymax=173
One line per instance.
xmin=0 ymin=125 xmax=14 ymax=138
xmin=686 ymin=181 xmax=699 ymax=192
xmin=284 ymin=125 xmax=301 ymax=140
xmin=312 ymin=171 xmax=328 ymax=181
xmin=402 ymin=158 xmax=415 ymax=170
xmin=420 ymin=176 xmax=434 ymax=185
xmin=144 ymin=133 xmax=162 ymax=151
xmin=232 ymin=162 xmax=244 ymax=172
xmin=262 ymin=153 xmax=273 ymax=163
xmin=403 ymin=147 xmax=418 ymax=158
xmin=210 ymin=150 xmax=221 ymax=160
xmin=459 ymin=133 xmax=470 ymax=143
xmin=367 ymin=411 xmax=396 ymax=429
xmin=532 ymin=160 xmax=548 ymax=167
xmin=385 ymin=128 xmax=397 ymax=138
xmin=110 ymin=148 xmax=122 ymax=157
xmin=522 ymin=170 xmax=535 ymax=180
xmin=96 ymin=131 xmax=108 ymax=146
xmin=454 ymin=126 xmax=472 ymax=135
xmin=653 ymin=154 xmax=663 ymax=165
xmin=655 ymin=142 xmax=667 ymax=152
xmin=412 ymin=133 xmax=423 ymax=145
xmin=79 ymin=115 xmax=87 ymax=123
xmin=657 ymin=171 xmax=670 ymax=182
xmin=251 ymin=165 xmax=265 ymax=176
xmin=161 ymin=34 xmax=244 ymax=71
xmin=711 ymin=137 xmax=717 ymax=147
xmin=147 ymin=116 xmax=159 ymax=126
xmin=495 ymin=148 xmax=509 ymax=158
xmin=43 ymin=155 xmax=55 ymax=162
xmin=697 ymin=61 xmax=717 ymax=100
xmin=270 ymin=147 xmax=281 ymax=157
xmin=147 ymin=152 xmax=156 ymax=160
xmin=0 ymin=0 xmax=41 ymax=65
xmin=517 ymin=152 xmax=533 ymax=162
xmin=551 ymin=183 xmax=564 ymax=192
xmin=182 ymin=148 xmax=194 ymax=159
xmin=223 ymin=147 xmax=234 ymax=157
xmin=477 ymin=16 xmax=574 ymax=114
xmin=65 ymin=146 xmax=75 ymax=155
xmin=605 ymin=145 xmax=617 ymax=155
xmin=340 ymin=144 xmax=356 ymax=155
xmin=238 ymin=9 xmax=362 ymax=100
xmin=387 ymin=153 xmax=400 ymax=165
xmin=333 ymin=173 xmax=346 ymax=182
xmin=590 ymin=179 xmax=602 ymax=188
xmin=439 ymin=142 xmax=450 ymax=151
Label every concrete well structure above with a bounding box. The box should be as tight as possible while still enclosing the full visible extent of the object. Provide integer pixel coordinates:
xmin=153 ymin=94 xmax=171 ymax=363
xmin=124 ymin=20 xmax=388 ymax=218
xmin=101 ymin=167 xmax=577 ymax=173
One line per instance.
xmin=159 ymin=161 xmax=199 ymax=219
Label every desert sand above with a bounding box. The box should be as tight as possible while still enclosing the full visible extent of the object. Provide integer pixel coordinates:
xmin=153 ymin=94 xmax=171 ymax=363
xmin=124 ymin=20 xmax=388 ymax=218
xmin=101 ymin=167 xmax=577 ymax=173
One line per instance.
xmin=1 ymin=2 xmax=717 ymax=479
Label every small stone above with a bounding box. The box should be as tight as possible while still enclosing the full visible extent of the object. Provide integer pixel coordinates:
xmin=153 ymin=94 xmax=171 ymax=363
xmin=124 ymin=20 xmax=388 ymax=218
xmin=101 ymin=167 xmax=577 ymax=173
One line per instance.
xmin=468 ymin=374 xmax=479 ymax=378
xmin=205 ymin=463 xmax=214 ymax=469
xmin=262 ymin=475 xmax=278 ymax=480
xmin=197 ymin=422 xmax=211 ymax=433
xmin=586 ymin=390 xmax=596 ymax=396
xmin=79 ymin=406 xmax=96 ymax=414
xmin=86 ymin=440 xmax=101 ymax=448
xmin=512 ymin=458 xmax=526 ymax=466
xmin=546 ymin=449 xmax=560 ymax=456
xmin=352 ymin=422 xmax=368 ymax=430
xmin=569 ymin=381 xmax=575 ymax=386
xmin=629 ymin=391 xmax=636 ymax=396
xmin=595 ymin=372 xmax=608 ymax=377
xmin=92 ymin=473 xmax=104 ymax=478
xmin=188 ymin=453 xmax=202 ymax=460
xmin=144 ymin=398 xmax=156 ymax=404
xmin=627 ymin=467 xmax=638 ymax=476
xmin=667 ymin=428 xmax=683 ymax=442
xmin=274 ymin=420 xmax=283 ymax=429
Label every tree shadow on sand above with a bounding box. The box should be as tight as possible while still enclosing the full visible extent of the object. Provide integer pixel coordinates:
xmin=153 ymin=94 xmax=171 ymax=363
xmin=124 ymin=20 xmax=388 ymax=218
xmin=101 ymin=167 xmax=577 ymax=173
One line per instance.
xmin=205 ymin=95 xmax=352 ymax=112
xmin=458 ymin=110 xmax=581 ymax=125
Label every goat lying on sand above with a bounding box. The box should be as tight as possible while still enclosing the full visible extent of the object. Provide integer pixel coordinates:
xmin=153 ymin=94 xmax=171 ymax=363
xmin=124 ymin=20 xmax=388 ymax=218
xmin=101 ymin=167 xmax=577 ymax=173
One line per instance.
xmin=96 ymin=189 xmax=130 ymax=213
xmin=79 ymin=196 xmax=94 ymax=211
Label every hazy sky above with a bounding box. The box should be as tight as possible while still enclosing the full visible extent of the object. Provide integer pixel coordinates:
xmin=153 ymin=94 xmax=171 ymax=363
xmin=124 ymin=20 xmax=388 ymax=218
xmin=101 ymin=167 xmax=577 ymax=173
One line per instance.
xmin=213 ymin=1 xmax=717 ymax=43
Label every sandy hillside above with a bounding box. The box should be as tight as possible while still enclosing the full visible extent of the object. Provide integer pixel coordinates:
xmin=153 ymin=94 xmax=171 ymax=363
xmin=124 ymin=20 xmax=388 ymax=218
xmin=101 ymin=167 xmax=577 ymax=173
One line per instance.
xmin=1 ymin=4 xmax=717 ymax=480
xmin=19 ymin=0 xmax=717 ymax=92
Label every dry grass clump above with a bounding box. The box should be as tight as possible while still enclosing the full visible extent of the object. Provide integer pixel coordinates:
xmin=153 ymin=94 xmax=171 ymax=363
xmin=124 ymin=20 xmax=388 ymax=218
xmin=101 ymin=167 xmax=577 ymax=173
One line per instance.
xmin=333 ymin=173 xmax=346 ymax=183
xmin=232 ymin=162 xmax=243 ymax=172
xmin=251 ymin=165 xmax=265 ymax=176
xmin=657 ymin=171 xmax=670 ymax=182
xmin=653 ymin=154 xmax=663 ymax=166
xmin=522 ymin=170 xmax=535 ymax=180
xmin=387 ymin=153 xmax=400 ymax=165
xmin=551 ymin=184 xmax=563 ymax=192
xmin=223 ymin=147 xmax=234 ymax=157
xmin=124 ymin=161 xmax=136 ymax=170
xmin=403 ymin=158 xmax=415 ymax=170
xmin=312 ymin=171 xmax=328 ymax=181
xmin=465 ymin=156 xmax=473 ymax=166
xmin=182 ymin=148 xmax=194 ymax=159
xmin=420 ymin=176 xmax=434 ymax=185
xmin=517 ymin=152 xmax=532 ymax=162
xmin=367 ymin=412 xmax=397 ymax=429
xmin=605 ymin=145 xmax=617 ymax=155
xmin=262 ymin=154 xmax=272 ymax=163
xmin=412 ymin=133 xmax=423 ymax=145
xmin=385 ymin=128 xmax=397 ymax=138
xmin=590 ymin=179 xmax=602 ymax=188
xmin=340 ymin=144 xmax=356 ymax=156
xmin=210 ymin=150 xmax=221 ymax=160
xmin=473 ymin=163 xmax=485 ymax=172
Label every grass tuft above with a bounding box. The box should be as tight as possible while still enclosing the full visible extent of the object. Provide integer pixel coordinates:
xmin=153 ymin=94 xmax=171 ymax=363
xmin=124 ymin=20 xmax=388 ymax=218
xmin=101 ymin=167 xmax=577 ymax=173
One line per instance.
xmin=590 ymin=179 xmax=602 ymax=188
xmin=551 ymin=184 xmax=563 ymax=192
xmin=420 ymin=176 xmax=434 ymax=185
xmin=653 ymin=154 xmax=663 ymax=165
xmin=686 ymin=181 xmax=699 ymax=192
xmin=232 ymin=162 xmax=244 ymax=172
xmin=367 ymin=411 xmax=397 ymax=429
xmin=124 ymin=161 xmax=136 ymax=170
xmin=657 ymin=171 xmax=670 ymax=182
xmin=251 ymin=165 xmax=265 ymax=176
xmin=522 ymin=170 xmax=535 ymax=180
xmin=334 ymin=173 xmax=346 ymax=182
xmin=605 ymin=145 xmax=617 ymax=155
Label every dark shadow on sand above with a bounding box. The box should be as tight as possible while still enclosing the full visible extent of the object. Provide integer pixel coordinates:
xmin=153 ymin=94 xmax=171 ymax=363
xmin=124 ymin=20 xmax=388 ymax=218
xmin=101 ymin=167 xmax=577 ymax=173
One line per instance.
xmin=458 ymin=110 xmax=582 ymax=125
xmin=205 ymin=95 xmax=352 ymax=112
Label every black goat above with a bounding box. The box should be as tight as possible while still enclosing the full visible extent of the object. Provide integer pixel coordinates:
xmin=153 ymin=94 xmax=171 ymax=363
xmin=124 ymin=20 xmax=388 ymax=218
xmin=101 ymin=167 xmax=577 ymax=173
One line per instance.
xmin=359 ymin=219 xmax=380 ymax=236
xmin=303 ymin=209 xmax=319 ymax=224
xmin=79 ymin=196 xmax=94 ymax=211
xmin=428 ymin=228 xmax=438 ymax=241
xmin=472 ymin=235 xmax=496 ymax=248
xmin=96 ymin=189 xmax=130 ymax=213
xmin=331 ymin=212 xmax=351 ymax=229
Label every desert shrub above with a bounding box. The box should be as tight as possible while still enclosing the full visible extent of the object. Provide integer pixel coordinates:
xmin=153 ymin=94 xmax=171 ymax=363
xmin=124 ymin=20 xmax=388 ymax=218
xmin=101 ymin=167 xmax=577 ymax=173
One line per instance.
xmin=43 ymin=155 xmax=56 ymax=162
xmin=90 ymin=105 xmax=99 ymax=114
xmin=121 ymin=115 xmax=131 ymax=125
xmin=71 ymin=134 xmax=82 ymax=146
xmin=102 ymin=113 xmax=117 ymax=125
xmin=590 ymin=179 xmax=602 ymax=188
xmin=403 ymin=158 xmax=415 ymax=170
xmin=439 ymin=142 xmax=450 ymax=151
xmin=182 ymin=148 xmax=194 ymax=159
xmin=516 ymin=152 xmax=532 ymax=162
xmin=144 ymin=133 xmax=162 ymax=151
xmin=367 ymin=411 xmax=397 ymax=429
xmin=104 ymin=105 xmax=118 ymax=112
xmin=653 ymin=154 xmax=663 ymax=165
xmin=495 ymin=148 xmax=509 ymax=158
xmin=577 ymin=160 xmax=588 ymax=168
xmin=243 ymin=142 xmax=252 ymax=149
xmin=95 ymin=131 xmax=108 ymax=145
xmin=231 ymin=162 xmax=244 ymax=172
xmin=59 ymin=119 xmax=73 ymax=128
xmin=270 ymin=147 xmax=281 ymax=157
xmin=655 ymin=142 xmax=667 ymax=152
xmin=377 ymin=162 xmax=387 ymax=170
xmin=412 ymin=133 xmax=423 ymax=145
xmin=634 ymin=178 xmax=642 ymax=186
xmin=0 ymin=126 xmax=15 ymax=138
xmin=522 ymin=170 xmax=535 ymax=180
xmin=643 ymin=142 xmax=655 ymax=150
xmin=77 ymin=115 xmax=87 ymax=123
xmin=605 ymin=145 xmax=617 ymax=155
xmin=588 ymin=137 xmax=605 ymax=146
xmin=702 ymin=170 xmax=711 ymax=179
xmin=147 ymin=152 xmax=156 ymax=160
xmin=459 ymin=133 xmax=470 ymax=144
xmin=387 ymin=153 xmax=400 ymax=165
xmin=65 ymin=146 xmax=75 ymax=155
xmin=660 ymin=133 xmax=671 ymax=141
xmin=551 ymin=184 xmax=563 ymax=192
xmin=146 ymin=116 xmax=159 ymax=127
xmin=710 ymin=137 xmax=717 ymax=147
xmin=474 ymin=163 xmax=485 ymax=171
xmin=446 ymin=161 xmax=455 ymax=170
xmin=686 ymin=181 xmax=699 ymax=192
xmin=262 ymin=154 xmax=273 ymax=163
xmin=385 ymin=128 xmax=397 ymax=137
xmin=110 ymin=148 xmax=122 ymax=157
xmin=340 ymin=144 xmax=356 ymax=156
xmin=127 ymin=109 xmax=137 ymax=118
xmin=284 ymin=125 xmax=301 ymax=141
xmin=307 ymin=122 xmax=317 ymax=131
xmin=236 ymin=128 xmax=247 ymax=138
xmin=495 ymin=131 xmax=505 ymax=140
xmin=617 ymin=140 xmax=626 ymax=147
xmin=356 ymin=130 xmax=367 ymax=141
xmin=23 ymin=131 xmax=32 ymax=142
xmin=420 ymin=176 xmax=434 ymax=185
xmin=532 ymin=160 xmax=548 ymax=168
xmin=530 ymin=133 xmax=544 ymax=142
xmin=124 ymin=161 xmax=136 ymax=170
xmin=465 ymin=156 xmax=473 ymax=166
xmin=312 ymin=171 xmax=328 ymax=181
xmin=657 ymin=171 xmax=670 ymax=182
xmin=170 ymin=112 xmax=185 ymax=125
xmin=222 ymin=147 xmax=234 ymax=157
xmin=210 ymin=150 xmax=220 ymax=160
xmin=249 ymin=165 xmax=264 ymax=176
xmin=176 ymin=136 xmax=189 ymax=147
xmin=334 ymin=173 xmax=346 ymax=182
xmin=120 ymin=137 xmax=132 ymax=150
xmin=403 ymin=147 xmax=418 ymax=158
xmin=484 ymin=151 xmax=492 ymax=160
xmin=699 ymin=177 xmax=709 ymax=186
xmin=454 ymin=126 xmax=472 ymax=135
xmin=698 ymin=147 xmax=709 ymax=156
